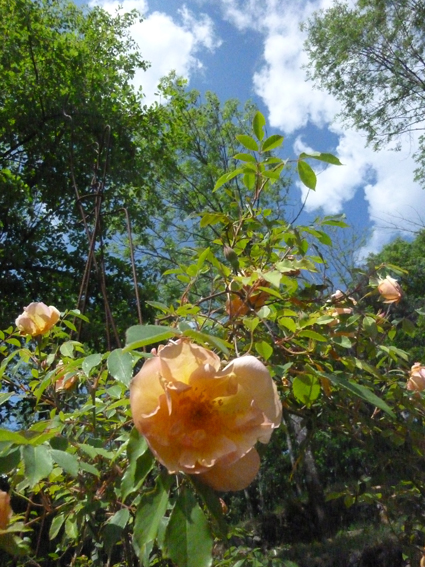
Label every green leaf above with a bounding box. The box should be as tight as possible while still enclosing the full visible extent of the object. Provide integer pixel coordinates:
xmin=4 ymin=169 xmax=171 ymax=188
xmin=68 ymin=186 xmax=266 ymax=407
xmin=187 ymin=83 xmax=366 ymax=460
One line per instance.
xmin=255 ymin=341 xmax=273 ymax=361
xmin=297 ymin=160 xmax=317 ymax=190
xmin=298 ymin=330 xmax=327 ymax=342
xmin=49 ymin=514 xmax=66 ymax=540
xmin=120 ymin=429 xmax=154 ymax=500
xmin=164 ymin=486 xmax=213 ymax=567
xmin=182 ymin=329 xmax=230 ymax=355
xmin=213 ymin=168 xmax=243 ymax=192
xmin=189 ymin=476 xmax=227 ymax=537
xmin=233 ymin=152 xmax=256 ymax=163
xmin=51 ymin=449 xmax=79 ymax=477
xmin=60 ymin=341 xmax=75 ymax=358
xmin=22 ymin=445 xmax=53 ymax=487
xmin=133 ymin=474 xmax=172 ymax=558
xmin=124 ymin=325 xmax=178 ymax=352
xmin=253 ymin=111 xmax=266 ymax=141
xmin=199 ymin=212 xmax=229 ymax=228
xmin=82 ymin=353 xmax=102 ymax=376
xmin=262 ymin=270 xmax=281 ymax=288
xmin=236 ymin=134 xmax=258 ymax=152
xmin=293 ymin=375 xmax=321 ymax=406
xmin=262 ymin=134 xmax=284 ymax=152
xmin=103 ymin=508 xmax=130 ymax=555
xmin=0 ymin=448 xmax=20 ymax=474
xmin=107 ymin=348 xmax=133 ymax=387
xmin=322 ymin=372 xmax=396 ymax=418
xmin=278 ymin=317 xmax=297 ymax=333
xmin=299 ymin=151 xmax=342 ymax=165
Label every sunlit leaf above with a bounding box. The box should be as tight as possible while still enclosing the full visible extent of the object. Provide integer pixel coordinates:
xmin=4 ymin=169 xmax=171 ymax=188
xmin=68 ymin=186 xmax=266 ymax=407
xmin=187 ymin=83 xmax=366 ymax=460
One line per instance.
xmin=236 ymin=134 xmax=258 ymax=151
xmin=164 ymin=486 xmax=213 ymax=567
xmin=124 ymin=325 xmax=179 ymax=352
xmin=297 ymin=160 xmax=317 ymax=190
xmin=293 ymin=375 xmax=321 ymax=406
xmin=253 ymin=111 xmax=266 ymax=141
xmin=108 ymin=348 xmax=133 ymax=387
xmin=262 ymin=134 xmax=284 ymax=152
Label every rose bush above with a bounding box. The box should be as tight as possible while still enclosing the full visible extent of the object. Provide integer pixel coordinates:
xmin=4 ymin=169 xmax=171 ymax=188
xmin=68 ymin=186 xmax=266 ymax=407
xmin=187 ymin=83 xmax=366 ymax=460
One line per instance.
xmin=130 ymin=339 xmax=282 ymax=491
xmin=377 ymin=276 xmax=402 ymax=304
xmin=15 ymin=302 xmax=60 ymax=337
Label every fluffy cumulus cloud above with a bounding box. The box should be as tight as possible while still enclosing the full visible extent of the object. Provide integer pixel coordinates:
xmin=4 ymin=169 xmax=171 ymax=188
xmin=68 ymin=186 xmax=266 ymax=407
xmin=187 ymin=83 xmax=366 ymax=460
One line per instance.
xmin=217 ymin=0 xmax=425 ymax=254
xmin=91 ymin=0 xmax=221 ymax=104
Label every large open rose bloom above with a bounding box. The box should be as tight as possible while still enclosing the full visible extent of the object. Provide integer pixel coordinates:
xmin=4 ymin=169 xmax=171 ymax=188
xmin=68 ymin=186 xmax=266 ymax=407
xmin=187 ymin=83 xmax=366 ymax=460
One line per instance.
xmin=377 ymin=276 xmax=402 ymax=304
xmin=130 ymin=339 xmax=282 ymax=491
xmin=15 ymin=302 xmax=60 ymax=337
xmin=0 ymin=491 xmax=12 ymax=531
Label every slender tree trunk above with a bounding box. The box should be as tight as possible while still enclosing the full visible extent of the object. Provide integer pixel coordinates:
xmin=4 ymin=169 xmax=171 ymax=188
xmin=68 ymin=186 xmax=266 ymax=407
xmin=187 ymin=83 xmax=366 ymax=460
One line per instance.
xmin=283 ymin=408 xmax=329 ymax=538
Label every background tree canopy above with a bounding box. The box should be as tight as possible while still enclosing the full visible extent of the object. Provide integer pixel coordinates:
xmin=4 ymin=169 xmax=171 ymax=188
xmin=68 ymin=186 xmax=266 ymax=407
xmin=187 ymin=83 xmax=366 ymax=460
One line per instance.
xmin=302 ymin=0 xmax=425 ymax=185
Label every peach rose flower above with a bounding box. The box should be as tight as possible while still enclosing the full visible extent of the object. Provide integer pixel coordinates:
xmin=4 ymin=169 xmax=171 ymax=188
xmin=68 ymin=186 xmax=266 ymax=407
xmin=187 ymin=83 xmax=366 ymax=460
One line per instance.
xmin=130 ymin=339 xmax=282 ymax=491
xmin=407 ymin=363 xmax=425 ymax=392
xmin=0 ymin=491 xmax=12 ymax=531
xmin=15 ymin=302 xmax=60 ymax=336
xmin=377 ymin=276 xmax=402 ymax=304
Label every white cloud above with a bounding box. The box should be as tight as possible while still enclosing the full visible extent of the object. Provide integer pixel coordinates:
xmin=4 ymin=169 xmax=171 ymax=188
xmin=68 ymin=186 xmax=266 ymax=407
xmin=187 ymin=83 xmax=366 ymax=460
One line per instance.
xmin=91 ymin=0 xmax=221 ymax=104
xmin=218 ymin=0 xmax=425 ymax=255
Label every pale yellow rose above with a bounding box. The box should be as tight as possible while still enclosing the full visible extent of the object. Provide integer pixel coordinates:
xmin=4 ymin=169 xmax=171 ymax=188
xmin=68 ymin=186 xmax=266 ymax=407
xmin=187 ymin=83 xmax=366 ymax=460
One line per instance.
xmin=15 ymin=302 xmax=60 ymax=336
xmin=0 ymin=491 xmax=12 ymax=531
xmin=377 ymin=276 xmax=402 ymax=304
xmin=130 ymin=339 xmax=282 ymax=491
xmin=407 ymin=363 xmax=425 ymax=392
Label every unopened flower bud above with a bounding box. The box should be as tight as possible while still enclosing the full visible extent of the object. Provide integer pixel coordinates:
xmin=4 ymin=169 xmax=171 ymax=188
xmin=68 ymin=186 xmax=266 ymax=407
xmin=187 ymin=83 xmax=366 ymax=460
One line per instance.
xmin=407 ymin=363 xmax=425 ymax=392
xmin=377 ymin=276 xmax=402 ymax=304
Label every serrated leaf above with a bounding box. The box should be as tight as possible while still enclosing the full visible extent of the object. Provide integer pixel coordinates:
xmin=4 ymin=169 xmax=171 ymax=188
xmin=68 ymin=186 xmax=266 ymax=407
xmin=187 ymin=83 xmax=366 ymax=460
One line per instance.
xmin=262 ymin=134 xmax=284 ymax=152
xmin=82 ymin=353 xmax=102 ymax=376
xmin=22 ymin=445 xmax=53 ymax=487
xmin=278 ymin=317 xmax=296 ymax=333
xmin=189 ymin=476 xmax=227 ymax=537
xmin=236 ymin=134 xmax=258 ymax=152
xmin=297 ymin=160 xmax=317 ymax=190
xmin=164 ymin=487 xmax=213 ymax=567
xmin=233 ymin=152 xmax=256 ymax=163
xmin=133 ymin=474 xmax=172 ymax=558
xmin=182 ymin=329 xmax=230 ymax=355
xmin=299 ymin=151 xmax=342 ymax=165
xmin=120 ymin=429 xmax=153 ymax=500
xmin=103 ymin=508 xmax=130 ymax=554
xmin=107 ymin=349 xmax=133 ymax=387
xmin=253 ymin=111 xmax=266 ymax=141
xmin=51 ymin=449 xmax=79 ymax=477
xmin=255 ymin=341 xmax=273 ymax=361
xmin=298 ymin=330 xmax=327 ymax=342
xmin=262 ymin=270 xmax=281 ymax=288
xmin=321 ymin=372 xmax=396 ymax=418
xmin=0 ymin=449 xmax=20 ymax=474
xmin=213 ymin=168 xmax=243 ymax=192
xmin=49 ymin=514 xmax=66 ymax=540
xmin=124 ymin=325 xmax=178 ymax=352
xmin=199 ymin=212 xmax=229 ymax=228
xmin=293 ymin=375 xmax=320 ymax=406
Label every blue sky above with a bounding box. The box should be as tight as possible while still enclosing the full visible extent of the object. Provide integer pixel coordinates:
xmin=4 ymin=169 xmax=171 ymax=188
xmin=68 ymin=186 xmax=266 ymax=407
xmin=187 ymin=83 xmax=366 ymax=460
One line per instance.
xmin=89 ymin=0 xmax=425 ymax=258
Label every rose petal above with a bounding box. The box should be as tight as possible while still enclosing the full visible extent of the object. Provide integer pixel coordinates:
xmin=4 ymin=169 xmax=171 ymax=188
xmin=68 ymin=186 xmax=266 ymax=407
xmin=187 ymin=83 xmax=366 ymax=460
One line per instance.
xmin=198 ymin=448 xmax=260 ymax=492
xmin=159 ymin=340 xmax=221 ymax=384
xmin=222 ymin=356 xmax=282 ymax=432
